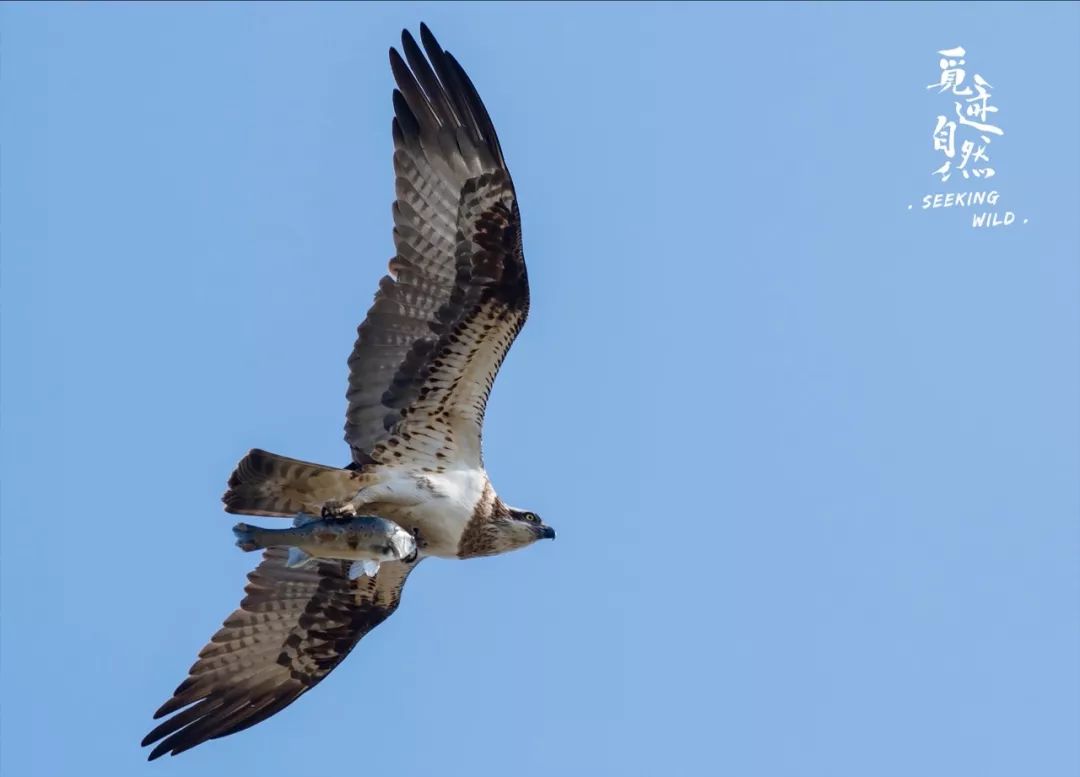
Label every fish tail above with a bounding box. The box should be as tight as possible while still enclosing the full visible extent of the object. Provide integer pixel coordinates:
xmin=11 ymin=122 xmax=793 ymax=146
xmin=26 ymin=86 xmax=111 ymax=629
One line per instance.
xmin=232 ymin=522 xmax=262 ymax=552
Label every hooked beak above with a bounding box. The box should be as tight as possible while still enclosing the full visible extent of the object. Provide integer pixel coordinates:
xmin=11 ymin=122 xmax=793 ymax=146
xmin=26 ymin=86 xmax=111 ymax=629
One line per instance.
xmin=537 ymin=525 xmax=556 ymax=540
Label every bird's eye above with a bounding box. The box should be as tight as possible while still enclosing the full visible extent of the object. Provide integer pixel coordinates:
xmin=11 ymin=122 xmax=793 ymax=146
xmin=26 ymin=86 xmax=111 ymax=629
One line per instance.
xmin=524 ymin=512 xmax=540 ymax=523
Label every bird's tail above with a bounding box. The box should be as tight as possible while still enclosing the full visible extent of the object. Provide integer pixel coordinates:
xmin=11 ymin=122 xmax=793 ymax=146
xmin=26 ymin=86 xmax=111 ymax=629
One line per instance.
xmin=222 ymin=448 xmax=361 ymax=517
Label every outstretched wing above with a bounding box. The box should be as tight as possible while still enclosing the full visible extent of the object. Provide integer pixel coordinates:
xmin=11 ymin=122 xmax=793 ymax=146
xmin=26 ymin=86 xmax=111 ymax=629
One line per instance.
xmin=345 ymin=24 xmax=528 ymax=469
xmin=142 ymin=550 xmax=419 ymax=760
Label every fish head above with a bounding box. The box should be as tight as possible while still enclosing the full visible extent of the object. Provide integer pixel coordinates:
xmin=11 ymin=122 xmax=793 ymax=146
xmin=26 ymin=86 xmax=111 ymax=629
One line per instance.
xmin=388 ymin=525 xmax=418 ymax=561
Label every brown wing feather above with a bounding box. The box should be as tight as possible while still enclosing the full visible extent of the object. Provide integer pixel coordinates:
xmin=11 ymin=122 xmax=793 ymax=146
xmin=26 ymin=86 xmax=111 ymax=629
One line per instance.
xmin=344 ymin=24 xmax=527 ymax=467
xmin=142 ymin=551 xmax=419 ymax=760
xmin=365 ymin=180 xmax=527 ymax=469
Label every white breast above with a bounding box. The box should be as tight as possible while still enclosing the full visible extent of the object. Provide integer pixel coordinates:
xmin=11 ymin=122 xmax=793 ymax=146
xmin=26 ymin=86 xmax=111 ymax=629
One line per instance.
xmin=368 ymin=466 xmax=490 ymax=558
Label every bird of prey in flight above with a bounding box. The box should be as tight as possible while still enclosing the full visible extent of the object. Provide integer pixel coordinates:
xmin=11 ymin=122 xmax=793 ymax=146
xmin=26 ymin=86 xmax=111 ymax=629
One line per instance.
xmin=143 ymin=24 xmax=553 ymax=760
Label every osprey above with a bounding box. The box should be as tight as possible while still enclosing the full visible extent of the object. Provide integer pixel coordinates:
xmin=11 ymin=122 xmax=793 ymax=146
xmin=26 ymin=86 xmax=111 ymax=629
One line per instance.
xmin=143 ymin=24 xmax=553 ymax=760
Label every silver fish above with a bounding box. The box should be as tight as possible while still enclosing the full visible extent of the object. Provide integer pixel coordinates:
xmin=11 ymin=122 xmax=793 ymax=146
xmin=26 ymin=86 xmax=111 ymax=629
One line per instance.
xmin=232 ymin=514 xmax=416 ymax=579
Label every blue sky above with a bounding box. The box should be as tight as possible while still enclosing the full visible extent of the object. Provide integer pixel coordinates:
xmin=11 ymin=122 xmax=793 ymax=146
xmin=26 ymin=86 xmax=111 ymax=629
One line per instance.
xmin=2 ymin=3 xmax=1078 ymax=776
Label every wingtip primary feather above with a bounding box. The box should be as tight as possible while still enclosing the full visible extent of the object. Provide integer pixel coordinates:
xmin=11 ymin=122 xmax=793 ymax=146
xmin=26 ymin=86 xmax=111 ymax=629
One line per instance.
xmin=388 ymin=44 xmax=404 ymax=69
xmin=418 ymin=22 xmax=449 ymax=69
xmin=388 ymin=24 xmax=507 ymax=173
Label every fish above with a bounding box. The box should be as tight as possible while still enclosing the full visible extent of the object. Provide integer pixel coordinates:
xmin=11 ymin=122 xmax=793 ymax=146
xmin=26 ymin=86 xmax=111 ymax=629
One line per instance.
xmin=232 ymin=513 xmax=417 ymax=580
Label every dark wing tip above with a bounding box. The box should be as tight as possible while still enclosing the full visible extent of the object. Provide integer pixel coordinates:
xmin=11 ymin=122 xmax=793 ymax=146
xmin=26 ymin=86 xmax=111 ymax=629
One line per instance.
xmin=388 ymin=44 xmax=404 ymax=69
xmin=142 ymin=717 xmax=183 ymax=760
xmin=405 ymin=23 xmax=439 ymax=50
xmin=391 ymin=24 xmax=507 ymax=172
xmin=392 ymin=89 xmax=420 ymax=139
xmin=415 ymin=22 xmax=445 ymax=65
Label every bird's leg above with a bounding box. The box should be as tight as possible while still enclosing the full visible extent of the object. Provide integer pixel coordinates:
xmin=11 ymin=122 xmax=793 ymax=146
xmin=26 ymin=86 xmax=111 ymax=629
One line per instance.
xmin=347 ymin=482 xmax=424 ymax=512
xmin=322 ymin=482 xmax=424 ymax=521
xmin=320 ymin=500 xmax=358 ymax=520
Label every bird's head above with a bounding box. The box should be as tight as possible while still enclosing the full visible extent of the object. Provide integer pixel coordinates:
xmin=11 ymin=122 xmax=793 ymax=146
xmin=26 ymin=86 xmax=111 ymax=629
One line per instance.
xmin=487 ymin=504 xmax=555 ymax=554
